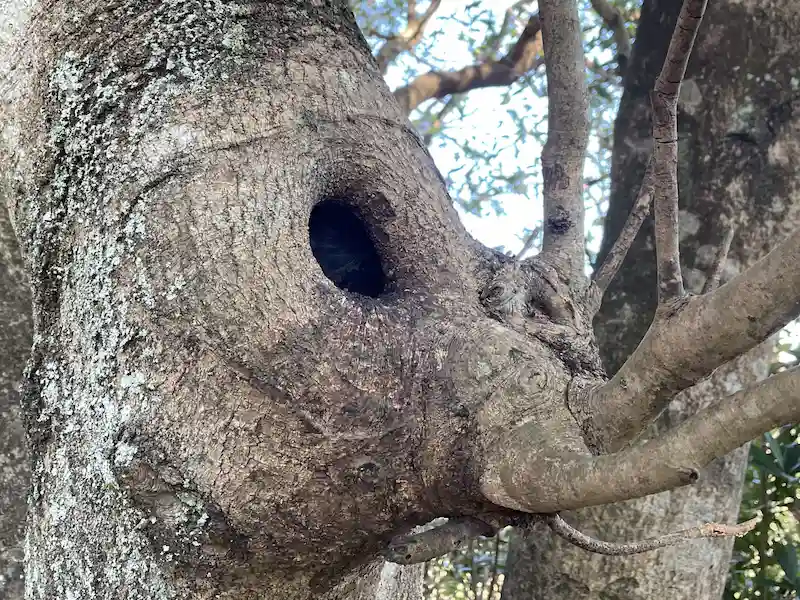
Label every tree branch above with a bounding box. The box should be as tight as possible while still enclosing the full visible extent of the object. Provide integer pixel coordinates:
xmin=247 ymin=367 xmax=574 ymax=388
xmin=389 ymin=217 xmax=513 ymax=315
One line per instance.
xmin=383 ymin=517 xmax=494 ymax=565
xmin=702 ymin=221 xmax=735 ymax=293
xmin=536 ymin=0 xmax=590 ymax=279
xmin=392 ymin=13 xmax=543 ymax=115
xmin=589 ymin=0 xmax=631 ymax=74
xmin=485 ymin=0 xmax=534 ymax=59
xmin=483 ymin=365 xmax=799 ymax=513
xmin=589 ymin=158 xmax=654 ymax=309
xmin=374 ymin=0 xmax=443 ymax=75
xmin=652 ymin=0 xmax=707 ymax=302
xmin=545 ymin=513 xmax=758 ymax=555
xmin=582 ymin=228 xmax=800 ymax=451
xmin=385 ymin=509 xmax=758 ymax=564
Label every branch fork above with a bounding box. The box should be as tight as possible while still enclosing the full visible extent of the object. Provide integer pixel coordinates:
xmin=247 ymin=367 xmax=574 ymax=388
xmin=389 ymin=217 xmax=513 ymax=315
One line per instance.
xmin=477 ymin=0 xmax=800 ymax=520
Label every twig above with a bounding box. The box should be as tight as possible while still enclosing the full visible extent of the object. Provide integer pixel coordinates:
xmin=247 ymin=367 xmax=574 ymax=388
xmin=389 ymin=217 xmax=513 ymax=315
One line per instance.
xmin=515 ymin=225 xmax=542 ymax=261
xmin=586 ymin=57 xmax=622 ymax=84
xmin=421 ymin=95 xmax=460 ymax=145
xmin=546 ymin=513 xmax=758 ymax=555
xmin=374 ymin=0 xmax=443 ymax=74
xmin=393 ymin=14 xmax=543 ymax=115
xmin=384 ymin=510 xmax=760 ymax=567
xmin=537 ymin=0 xmax=590 ymax=279
xmin=702 ymin=222 xmax=736 ymax=293
xmin=651 ymin=0 xmax=708 ymax=302
xmin=485 ymin=0 xmax=534 ymax=59
xmin=589 ymin=158 xmax=654 ymax=309
xmin=589 ymin=0 xmax=631 ymax=74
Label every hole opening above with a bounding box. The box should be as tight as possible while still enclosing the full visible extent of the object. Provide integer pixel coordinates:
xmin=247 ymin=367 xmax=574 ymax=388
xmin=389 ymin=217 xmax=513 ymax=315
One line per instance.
xmin=309 ymin=198 xmax=387 ymax=298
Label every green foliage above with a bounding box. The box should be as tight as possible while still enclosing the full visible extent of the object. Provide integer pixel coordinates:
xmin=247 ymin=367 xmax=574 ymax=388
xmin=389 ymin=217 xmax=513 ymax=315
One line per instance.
xmin=726 ymin=335 xmax=800 ymax=600
xmin=423 ymin=528 xmax=512 ymax=600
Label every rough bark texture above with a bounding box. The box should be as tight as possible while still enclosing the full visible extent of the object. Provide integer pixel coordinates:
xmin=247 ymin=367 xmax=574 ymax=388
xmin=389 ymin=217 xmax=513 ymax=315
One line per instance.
xmin=501 ymin=0 xmax=800 ymax=598
xmin=2 ymin=0 xmax=798 ymax=598
xmin=0 ymin=1 xmax=599 ymax=598
xmin=0 ymin=202 xmax=31 ymax=599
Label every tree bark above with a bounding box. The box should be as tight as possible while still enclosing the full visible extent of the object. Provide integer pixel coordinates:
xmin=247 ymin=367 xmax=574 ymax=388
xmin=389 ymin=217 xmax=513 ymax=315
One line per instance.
xmin=0 ymin=202 xmax=31 ymax=599
xmin=0 ymin=0 xmax=598 ymax=597
xmin=501 ymin=0 xmax=800 ymax=598
xmin=2 ymin=0 xmax=798 ymax=598
xmin=0 ymin=1 xmax=457 ymax=598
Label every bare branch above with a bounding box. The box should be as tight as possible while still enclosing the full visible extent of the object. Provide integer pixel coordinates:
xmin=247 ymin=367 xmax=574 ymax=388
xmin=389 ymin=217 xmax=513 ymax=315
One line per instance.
xmin=702 ymin=222 xmax=736 ymax=294
xmin=537 ymin=0 xmax=590 ymax=279
xmin=393 ymin=14 xmax=543 ymax=115
xmin=589 ymin=158 xmax=654 ymax=308
xmin=579 ymin=0 xmax=721 ymax=443
xmin=545 ymin=513 xmax=758 ymax=555
xmin=515 ymin=224 xmax=542 ymax=261
xmin=652 ymin=0 xmax=707 ymax=302
xmin=385 ymin=510 xmax=757 ymax=565
xmin=589 ymin=0 xmax=631 ymax=74
xmin=581 ymin=228 xmax=800 ymax=451
xmin=383 ymin=517 xmax=494 ymax=565
xmin=486 ymin=0 xmax=534 ymax=59
xmin=374 ymin=0 xmax=443 ymax=75
xmin=585 ymin=57 xmax=622 ymax=84
xmin=421 ymin=96 xmax=460 ymax=145
xmin=483 ymin=365 xmax=799 ymax=512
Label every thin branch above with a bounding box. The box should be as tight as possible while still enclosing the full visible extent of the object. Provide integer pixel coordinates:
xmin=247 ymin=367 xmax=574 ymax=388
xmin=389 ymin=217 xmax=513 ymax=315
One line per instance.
xmin=515 ymin=224 xmax=542 ymax=261
xmin=393 ymin=13 xmax=543 ymax=115
xmin=652 ymin=0 xmax=707 ymax=302
xmin=589 ymin=0 xmax=631 ymax=74
xmin=383 ymin=517 xmax=494 ymax=565
xmin=537 ymin=0 xmax=590 ymax=279
xmin=421 ymin=95 xmax=460 ymax=146
xmin=485 ymin=0 xmax=534 ymax=59
xmin=581 ymin=228 xmax=800 ymax=451
xmin=702 ymin=222 xmax=736 ymax=293
xmin=546 ymin=513 xmax=758 ymax=555
xmin=586 ymin=57 xmax=622 ymax=85
xmin=374 ymin=0 xmax=443 ymax=75
xmin=589 ymin=158 xmax=654 ymax=309
xmin=384 ymin=508 xmax=758 ymax=566
xmin=483 ymin=365 xmax=800 ymax=513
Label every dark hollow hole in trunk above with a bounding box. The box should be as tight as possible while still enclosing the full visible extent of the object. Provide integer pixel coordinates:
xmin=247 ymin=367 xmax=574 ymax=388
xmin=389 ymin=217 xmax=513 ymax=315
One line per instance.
xmin=309 ymin=198 xmax=387 ymax=298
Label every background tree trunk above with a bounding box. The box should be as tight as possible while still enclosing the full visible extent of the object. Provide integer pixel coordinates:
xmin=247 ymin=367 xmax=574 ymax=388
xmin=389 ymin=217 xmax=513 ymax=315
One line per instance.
xmin=0 ymin=203 xmax=31 ymax=599
xmin=501 ymin=0 xmax=800 ymax=598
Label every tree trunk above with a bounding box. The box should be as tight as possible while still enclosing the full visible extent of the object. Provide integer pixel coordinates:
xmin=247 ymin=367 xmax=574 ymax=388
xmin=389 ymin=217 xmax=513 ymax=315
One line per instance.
xmin=2 ymin=0 xmax=602 ymax=597
xmin=501 ymin=0 xmax=800 ymax=598
xmin=0 ymin=1 xmax=465 ymax=597
xmin=3 ymin=0 xmax=798 ymax=598
xmin=0 ymin=202 xmax=31 ymax=599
